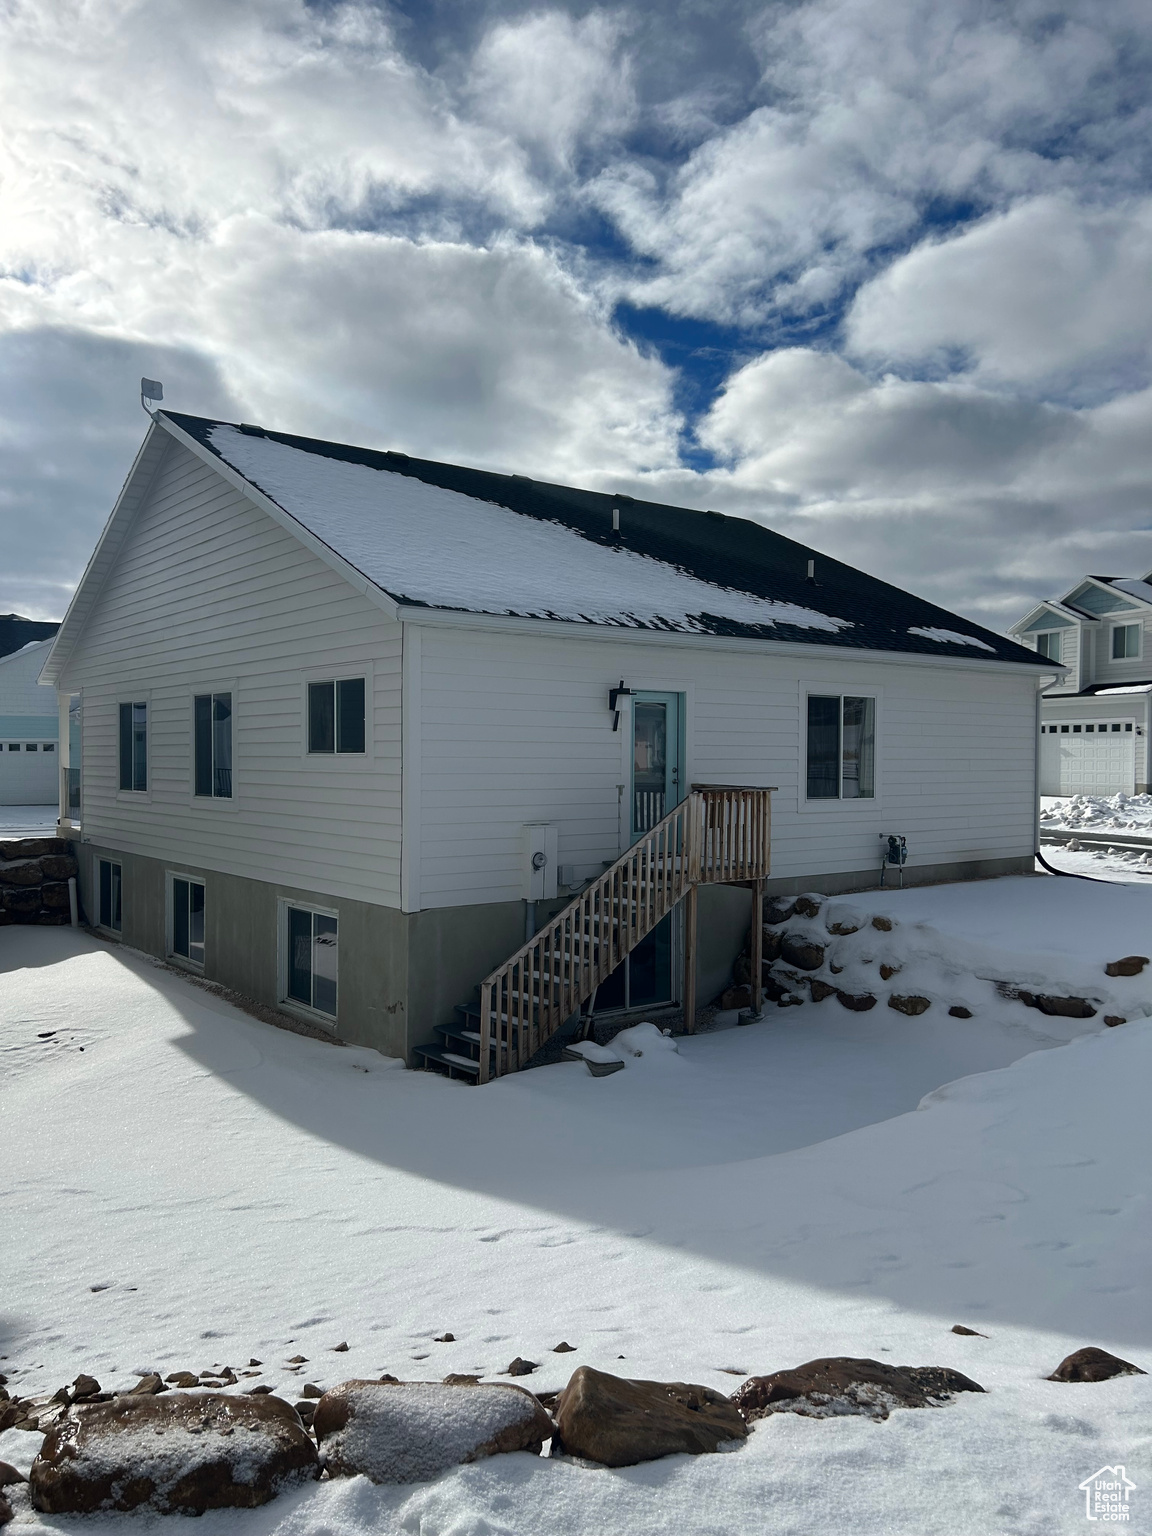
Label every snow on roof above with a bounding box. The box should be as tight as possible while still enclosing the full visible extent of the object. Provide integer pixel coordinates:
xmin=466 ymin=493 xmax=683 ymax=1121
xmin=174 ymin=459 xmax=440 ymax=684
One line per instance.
xmin=906 ymin=626 xmax=996 ymax=653
xmin=1108 ymin=578 xmax=1152 ymax=606
xmin=1094 ymin=684 xmax=1152 ymax=695
xmin=0 ymin=637 xmax=54 ymax=668
xmin=207 ymin=425 xmax=847 ymax=635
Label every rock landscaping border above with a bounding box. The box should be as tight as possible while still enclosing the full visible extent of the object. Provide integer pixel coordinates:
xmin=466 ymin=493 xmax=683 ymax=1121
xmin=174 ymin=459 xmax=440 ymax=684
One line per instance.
xmin=0 ymin=838 xmax=77 ymax=927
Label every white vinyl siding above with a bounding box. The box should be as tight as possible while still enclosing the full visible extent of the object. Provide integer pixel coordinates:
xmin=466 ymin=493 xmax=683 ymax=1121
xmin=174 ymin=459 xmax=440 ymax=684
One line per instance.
xmin=55 ymin=441 xmax=402 ymax=906
xmin=411 ymin=624 xmax=1038 ymax=911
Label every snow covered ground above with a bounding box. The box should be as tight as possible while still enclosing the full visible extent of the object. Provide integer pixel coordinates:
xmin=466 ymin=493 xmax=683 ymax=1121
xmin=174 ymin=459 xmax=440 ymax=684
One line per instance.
xmin=0 ymin=804 xmax=57 ymax=837
xmin=3 ymin=884 xmax=1151 ymax=1535
xmin=1041 ymin=792 xmax=1152 ymax=834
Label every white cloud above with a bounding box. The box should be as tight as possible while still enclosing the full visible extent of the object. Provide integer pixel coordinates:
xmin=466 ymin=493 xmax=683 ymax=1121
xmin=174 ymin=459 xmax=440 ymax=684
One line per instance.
xmin=846 ymin=195 xmax=1152 ymax=400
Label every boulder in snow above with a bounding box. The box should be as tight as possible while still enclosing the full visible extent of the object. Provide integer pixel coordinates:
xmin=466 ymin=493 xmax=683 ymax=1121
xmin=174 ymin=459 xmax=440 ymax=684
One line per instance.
xmin=1047 ymin=1348 xmax=1146 ymax=1382
xmin=720 ymin=985 xmax=752 ymax=1011
xmin=825 ymin=906 xmax=864 ymax=935
xmin=0 ymin=1490 xmax=11 ymax=1527
xmin=809 ymin=979 xmax=837 ymax=1002
xmin=553 ymin=1366 xmax=747 ymax=1466
xmin=1104 ymin=955 xmax=1149 ymax=977
xmin=948 ymin=1005 xmax=973 ymax=1019
xmin=0 ymin=859 xmax=44 ymax=887
xmin=888 ymin=994 xmax=931 ymax=1016
xmin=732 ymin=1358 xmax=985 ymax=1423
xmin=764 ymin=897 xmax=796 ymax=925
xmin=39 ymin=854 xmax=78 ymax=881
xmin=780 ymin=934 xmax=825 ymax=971
xmin=871 ymin=915 xmax=893 ymax=931
xmin=29 ymin=1391 xmax=319 ymax=1515
xmin=792 ymin=893 xmax=824 ymax=918
xmin=313 ymin=1379 xmax=552 ymax=1483
xmin=836 ymin=989 xmax=877 ymax=1012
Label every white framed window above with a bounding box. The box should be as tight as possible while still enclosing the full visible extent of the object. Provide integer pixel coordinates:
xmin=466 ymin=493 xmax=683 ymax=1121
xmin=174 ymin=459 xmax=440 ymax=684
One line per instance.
xmin=1111 ymin=623 xmax=1141 ymax=660
xmin=169 ymin=874 xmax=205 ymax=967
xmin=118 ymin=699 xmax=148 ymax=791
xmin=1035 ymin=631 xmax=1062 ymax=662
xmin=806 ymin=693 xmax=877 ymax=800
xmin=194 ymin=692 xmax=233 ymax=798
xmin=280 ymin=901 xmax=338 ymax=1021
xmin=98 ymin=859 xmax=122 ymax=932
xmin=307 ymin=678 xmax=365 ymax=755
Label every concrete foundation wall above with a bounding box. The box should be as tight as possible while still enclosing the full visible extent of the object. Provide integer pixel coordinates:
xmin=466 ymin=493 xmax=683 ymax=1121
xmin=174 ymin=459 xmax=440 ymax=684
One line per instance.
xmin=75 ymin=840 xmax=1031 ymax=1063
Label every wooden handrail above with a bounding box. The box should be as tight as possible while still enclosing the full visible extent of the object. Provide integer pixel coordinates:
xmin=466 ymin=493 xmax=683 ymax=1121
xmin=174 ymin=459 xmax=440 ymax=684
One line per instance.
xmin=477 ymin=786 xmax=772 ymax=1082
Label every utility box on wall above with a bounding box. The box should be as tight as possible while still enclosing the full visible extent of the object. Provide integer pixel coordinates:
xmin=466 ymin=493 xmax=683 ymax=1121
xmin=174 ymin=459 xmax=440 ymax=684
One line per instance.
xmin=521 ymin=823 xmax=558 ymax=902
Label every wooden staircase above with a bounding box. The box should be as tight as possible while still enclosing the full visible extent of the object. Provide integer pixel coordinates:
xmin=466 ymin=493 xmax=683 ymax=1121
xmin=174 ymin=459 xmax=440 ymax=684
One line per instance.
xmin=417 ymin=785 xmax=773 ymax=1084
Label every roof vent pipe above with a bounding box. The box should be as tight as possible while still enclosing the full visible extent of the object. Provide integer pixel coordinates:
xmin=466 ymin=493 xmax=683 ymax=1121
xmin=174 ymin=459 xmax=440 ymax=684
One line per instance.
xmin=612 ymin=506 xmax=620 ymax=533
xmin=807 ymin=559 xmax=815 ymax=582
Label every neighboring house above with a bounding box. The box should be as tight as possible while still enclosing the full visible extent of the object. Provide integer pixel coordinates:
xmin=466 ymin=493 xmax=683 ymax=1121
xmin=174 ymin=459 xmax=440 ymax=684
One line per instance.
xmin=0 ymin=638 xmax=60 ymax=804
xmin=42 ymin=411 xmax=1052 ymax=1070
xmin=1009 ymin=573 xmax=1152 ymax=796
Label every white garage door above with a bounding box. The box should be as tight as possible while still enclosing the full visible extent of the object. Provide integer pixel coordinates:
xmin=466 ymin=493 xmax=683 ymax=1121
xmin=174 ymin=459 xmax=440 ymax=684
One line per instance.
xmin=1040 ymin=720 xmax=1136 ymax=796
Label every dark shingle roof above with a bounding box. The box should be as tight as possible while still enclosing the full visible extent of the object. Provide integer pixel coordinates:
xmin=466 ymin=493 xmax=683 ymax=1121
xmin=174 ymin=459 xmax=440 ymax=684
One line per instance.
xmin=0 ymin=615 xmax=59 ymax=661
xmin=165 ymin=412 xmax=1046 ymax=667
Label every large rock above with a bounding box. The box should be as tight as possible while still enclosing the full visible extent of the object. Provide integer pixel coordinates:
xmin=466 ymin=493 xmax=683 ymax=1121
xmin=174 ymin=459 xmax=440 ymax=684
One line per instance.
xmin=0 ymin=860 xmax=43 ymax=887
xmin=0 ymin=838 xmax=64 ymax=860
xmin=313 ymin=1379 xmax=552 ymax=1484
xmin=1018 ymin=990 xmax=1098 ymax=1019
xmin=836 ymin=990 xmax=877 ymax=1012
xmin=2 ymin=889 xmax=41 ymax=914
xmin=764 ymin=897 xmax=796 ymax=925
xmin=1105 ymin=955 xmax=1148 ymax=977
xmin=40 ymin=854 xmax=78 ymax=881
xmin=762 ymin=926 xmax=783 ymax=961
xmin=29 ymin=1392 xmax=318 ymax=1515
xmin=732 ymin=1358 xmax=984 ymax=1423
xmin=1047 ymin=1348 xmax=1146 ymax=1383
xmin=888 ymin=994 xmax=931 ymax=1016
xmin=780 ymin=934 xmax=826 ymax=971
xmin=792 ymin=894 xmax=824 ymax=919
xmin=553 ymin=1366 xmax=747 ymax=1467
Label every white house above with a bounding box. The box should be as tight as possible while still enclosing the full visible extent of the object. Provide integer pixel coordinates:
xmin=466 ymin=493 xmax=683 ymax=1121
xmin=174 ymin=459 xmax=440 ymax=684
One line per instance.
xmin=42 ymin=410 xmax=1053 ymax=1073
xmin=0 ymin=638 xmax=61 ymax=804
xmin=1009 ymin=573 xmax=1152 ymax=796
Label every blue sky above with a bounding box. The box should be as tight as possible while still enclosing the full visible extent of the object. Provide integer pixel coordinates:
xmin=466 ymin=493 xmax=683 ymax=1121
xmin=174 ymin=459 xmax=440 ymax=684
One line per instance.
xmin=2 ymin=0 xmax=1152 ymax=626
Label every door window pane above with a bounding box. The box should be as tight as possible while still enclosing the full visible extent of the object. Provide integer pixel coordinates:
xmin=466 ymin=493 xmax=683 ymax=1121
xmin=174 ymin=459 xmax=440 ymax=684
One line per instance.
xmin=308 ymin=682 xmax=335 ymax=753
xmin=633 ymin=701 xmax=667 ymax=833
xmin=806 ymin=696 xmax=840 ymax=798
xmin=287 ymin=907 xmax=313 ymax=1003
xmin=194 ymin=695 xmax=212 ymax=795
xmin=842 ymin=697 xmax=875 ymax=799
xmin=336 ymin=679 xmax=365 ymax=754
xmin=213 ymin=694 xmax=232 ymax=796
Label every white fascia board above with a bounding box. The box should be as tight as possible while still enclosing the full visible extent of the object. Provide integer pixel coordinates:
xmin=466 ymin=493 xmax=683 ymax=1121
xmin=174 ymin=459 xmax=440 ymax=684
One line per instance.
xmin=158 ymin=414 xmax=399 ymax=622
xmin=40 ymin=419 xmax=171 ymax=687
xmin=395 ymin=604 xmax=1053 ymax=678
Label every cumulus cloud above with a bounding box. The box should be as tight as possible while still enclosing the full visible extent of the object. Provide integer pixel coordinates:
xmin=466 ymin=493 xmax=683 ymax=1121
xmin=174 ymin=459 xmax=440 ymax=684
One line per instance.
xmin=1 ymin=0 xmax=1151 ymax=635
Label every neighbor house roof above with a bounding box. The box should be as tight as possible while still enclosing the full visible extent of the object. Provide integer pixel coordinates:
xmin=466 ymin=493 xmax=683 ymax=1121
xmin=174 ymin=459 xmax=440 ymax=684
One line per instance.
xmin=0 ymin=615 xmax=58 ymax=662
xmin=146 ymin=412 xmax=1043 ymax=667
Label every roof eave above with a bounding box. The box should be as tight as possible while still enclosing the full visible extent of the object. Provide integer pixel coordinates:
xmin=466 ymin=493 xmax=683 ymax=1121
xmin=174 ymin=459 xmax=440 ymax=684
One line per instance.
xmin=394 ymin=603 xmax=1057 ymax=673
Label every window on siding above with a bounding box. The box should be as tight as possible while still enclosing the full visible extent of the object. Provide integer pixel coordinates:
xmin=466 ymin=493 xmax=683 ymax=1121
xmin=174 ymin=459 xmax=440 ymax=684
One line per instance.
xmin=807 ymin=695 xmax=876 ymax=800
xmin=24 ymin=743 xmax=38 ymax=751
xmin=43 ymin=742 xmax=55 ymax=752
xmin=1112 ymin=623 xmax=1141 ymax=660
xmin=99 ymin=859 xmax=122 ymax=932
xmin=1036 ymin=631 xmax=1062 ymax=662
xmin=308 ymin=678 xmax=365 ymax=755
xmin=171 ymin=877 xmax=205 ymax=965
xmin=7 ymin=743 xmax=19 ymax=751
xmin=194 ymin=693 xmax=232 ymax=797
xmin=285 ymin=906 xmax=338 ymax=1018
xmin=118 ymin=701 xmax=147 ymax=791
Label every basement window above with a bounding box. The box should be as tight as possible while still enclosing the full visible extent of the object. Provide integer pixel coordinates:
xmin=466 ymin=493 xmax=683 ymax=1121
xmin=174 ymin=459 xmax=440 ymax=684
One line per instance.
xmin=806 ymin=695 xmax=876 ymax=800
xmin=170 ymin=876 xmax=205 ymax=966
xmin=283 ymin=904 xmax=338 ymax=1020
xmin=99 ymin=859 xmax=122 ymax=933
xmin=308 ymin=679 xmax=365 ymax=755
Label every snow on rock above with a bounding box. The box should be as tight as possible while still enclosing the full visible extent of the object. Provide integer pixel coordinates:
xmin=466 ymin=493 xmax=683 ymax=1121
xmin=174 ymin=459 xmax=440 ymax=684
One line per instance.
xmin=566 ymin=1022 xmax=679 ymax=1070
xmin=731 ymin=1358 xmax=985 ymax=1423
xmin=553 ymin=1367 xmax=747 ymax=1466
xmin=906 ymin=626 xmax=996 ymax=651
xmin=313 ymin=1381 xmax=552 ymax=1484
xmin=208 ymin=426 xmax=850 ymax=635
xmin=1041 ymin=792 xmax=1152 ymax=833
xmin=28 ymin=1393 xmax=318 ymax=1515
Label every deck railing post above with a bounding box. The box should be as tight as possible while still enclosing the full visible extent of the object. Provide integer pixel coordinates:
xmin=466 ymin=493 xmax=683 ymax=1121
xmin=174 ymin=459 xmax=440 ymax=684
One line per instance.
xmin=682 ymin=883 xmax=698 ymax=1034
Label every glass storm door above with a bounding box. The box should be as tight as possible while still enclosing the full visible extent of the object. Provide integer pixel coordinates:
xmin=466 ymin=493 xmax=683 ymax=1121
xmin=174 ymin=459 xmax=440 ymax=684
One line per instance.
xmin=631 ymin=692 xmax=682 ymax=841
